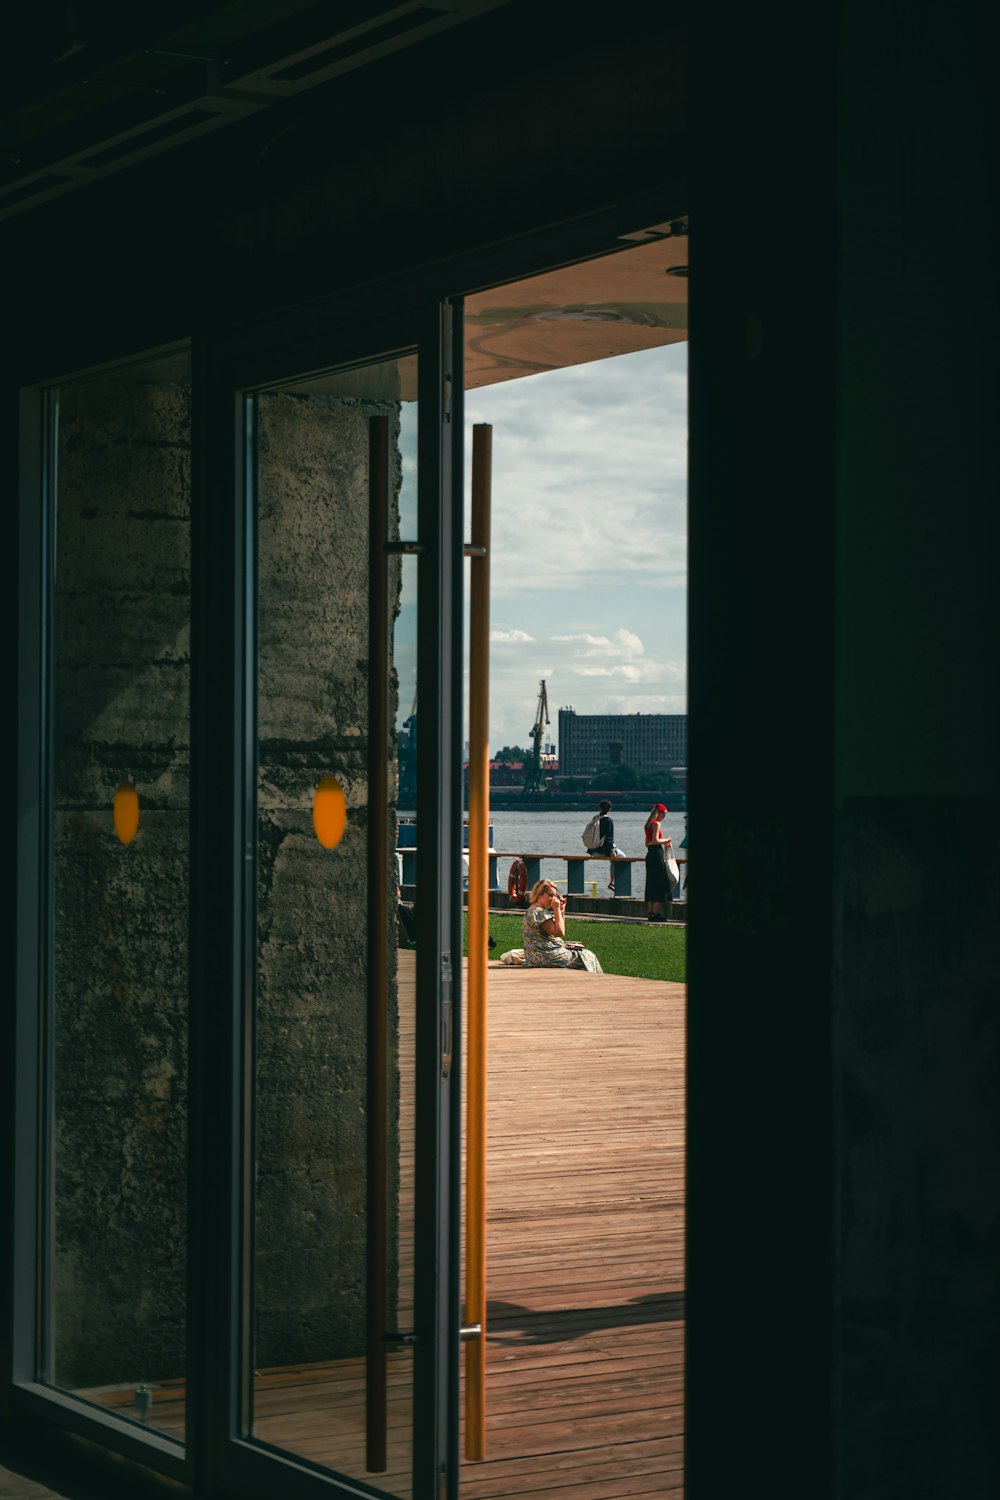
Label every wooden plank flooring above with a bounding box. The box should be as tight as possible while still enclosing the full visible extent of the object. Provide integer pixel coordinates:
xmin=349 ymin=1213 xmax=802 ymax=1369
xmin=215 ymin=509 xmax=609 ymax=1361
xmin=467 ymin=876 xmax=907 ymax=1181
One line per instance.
xmin=459 ymin=961 xmax=684 ymax=1499
xmin=77 ymin=954 xmax=685 ymax=1498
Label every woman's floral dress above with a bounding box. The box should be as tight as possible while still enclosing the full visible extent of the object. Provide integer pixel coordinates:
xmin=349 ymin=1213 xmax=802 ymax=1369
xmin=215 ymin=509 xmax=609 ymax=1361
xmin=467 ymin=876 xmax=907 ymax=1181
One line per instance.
xmin=521 ymin=904 xmax=603 ymax=972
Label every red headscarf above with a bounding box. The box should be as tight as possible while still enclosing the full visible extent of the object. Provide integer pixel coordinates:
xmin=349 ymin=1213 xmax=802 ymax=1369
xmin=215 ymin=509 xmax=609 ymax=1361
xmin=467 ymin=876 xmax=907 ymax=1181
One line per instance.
xmin=644 ymin=803 xmax=667 ymax=841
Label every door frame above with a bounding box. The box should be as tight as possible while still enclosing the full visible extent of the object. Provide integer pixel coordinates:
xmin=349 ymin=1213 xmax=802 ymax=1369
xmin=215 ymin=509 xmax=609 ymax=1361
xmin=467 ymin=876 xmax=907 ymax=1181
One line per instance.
xmin=190 ymin=300 xmax=465 ymax=1500
xmin=6 ymin=200 xmax=694 ymax=1500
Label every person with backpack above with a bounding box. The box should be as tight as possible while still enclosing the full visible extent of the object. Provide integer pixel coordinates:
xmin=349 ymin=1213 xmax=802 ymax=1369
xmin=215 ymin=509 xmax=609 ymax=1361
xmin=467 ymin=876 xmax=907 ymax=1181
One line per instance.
xmin=582 ymin=798 xmax=620 ymax=892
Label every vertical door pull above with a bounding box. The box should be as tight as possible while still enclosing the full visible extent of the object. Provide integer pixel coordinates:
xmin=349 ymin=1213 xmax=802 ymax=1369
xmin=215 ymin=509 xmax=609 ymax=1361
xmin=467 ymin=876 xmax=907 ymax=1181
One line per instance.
xmin=366 ymin=415 xmax=390 ymax=1474
xmin=464 ymin=423 xmax=492 ymax=1462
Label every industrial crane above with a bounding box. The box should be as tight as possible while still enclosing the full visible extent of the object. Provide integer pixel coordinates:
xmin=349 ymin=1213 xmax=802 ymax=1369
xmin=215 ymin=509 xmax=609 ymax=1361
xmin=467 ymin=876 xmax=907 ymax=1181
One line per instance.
xmin=398 ymin=686 xmax=418 ymax=804
xmin=523 ymin=679 xmax=550 ymax=796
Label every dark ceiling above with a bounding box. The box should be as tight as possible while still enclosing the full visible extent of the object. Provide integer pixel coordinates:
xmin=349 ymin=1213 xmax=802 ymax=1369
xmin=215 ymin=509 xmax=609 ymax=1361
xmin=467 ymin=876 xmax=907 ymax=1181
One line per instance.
xmin=2 ymin=0 xmax=512 ymax=220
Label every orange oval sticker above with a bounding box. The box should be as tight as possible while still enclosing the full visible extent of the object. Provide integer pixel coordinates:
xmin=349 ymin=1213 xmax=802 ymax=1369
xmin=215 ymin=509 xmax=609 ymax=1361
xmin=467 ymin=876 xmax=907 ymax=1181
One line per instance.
xmin=113 ymin=782 xmax=140 ymax=845
xmin=312 ymin=775 xmax=347 ymax=850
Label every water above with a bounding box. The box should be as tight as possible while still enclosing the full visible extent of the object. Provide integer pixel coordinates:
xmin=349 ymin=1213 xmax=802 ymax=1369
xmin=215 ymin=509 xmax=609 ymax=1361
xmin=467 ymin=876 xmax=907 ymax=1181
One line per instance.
xmin=395 ymin=810 xmax=689 ymax=888
xmin=402 ymin=806 xmax=688 ymax=892
xmin=486 ymin=807 xmax=687 ymax=891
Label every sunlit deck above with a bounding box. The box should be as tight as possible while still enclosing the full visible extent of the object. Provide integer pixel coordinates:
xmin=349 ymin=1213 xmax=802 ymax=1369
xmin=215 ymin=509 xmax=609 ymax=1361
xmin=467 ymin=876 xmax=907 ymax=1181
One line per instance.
xmin=78 ymin=953 xmax=685 ymax=1498
xmin=458 ymin=958 xmax=685 ymax=1498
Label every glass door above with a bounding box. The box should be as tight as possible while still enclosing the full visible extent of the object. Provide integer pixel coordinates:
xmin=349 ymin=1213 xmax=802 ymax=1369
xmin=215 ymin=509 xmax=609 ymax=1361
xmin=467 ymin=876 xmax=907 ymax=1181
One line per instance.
xmin=196 ymin=306 xmax=463 ymax=1500
xmin=21 ymin=347 xmax=193 ymax=1473
xmin=248 ymin=352 xmax=421 ymax=1494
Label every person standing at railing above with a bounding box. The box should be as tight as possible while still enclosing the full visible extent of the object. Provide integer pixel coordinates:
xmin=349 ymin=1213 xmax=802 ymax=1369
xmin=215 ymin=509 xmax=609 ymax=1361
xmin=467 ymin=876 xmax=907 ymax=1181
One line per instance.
xmin=644 ymin=803 xmax=673 ymax=921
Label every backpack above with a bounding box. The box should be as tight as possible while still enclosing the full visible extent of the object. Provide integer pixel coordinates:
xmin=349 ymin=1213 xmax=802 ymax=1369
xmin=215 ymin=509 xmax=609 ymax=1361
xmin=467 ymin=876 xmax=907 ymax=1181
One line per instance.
xmin=581 ymin=813 xmax=603 ymax=850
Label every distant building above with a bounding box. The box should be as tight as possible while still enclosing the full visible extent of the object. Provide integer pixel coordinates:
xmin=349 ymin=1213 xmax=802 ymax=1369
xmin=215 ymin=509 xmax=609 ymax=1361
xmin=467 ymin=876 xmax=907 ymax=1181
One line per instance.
xmin=558 ymin=708 xmax=687 ymax=778
xmin=461 ymin=759 xmax=561 ymax=789
xmin=488 ymin=760 xmax=525 ymax=787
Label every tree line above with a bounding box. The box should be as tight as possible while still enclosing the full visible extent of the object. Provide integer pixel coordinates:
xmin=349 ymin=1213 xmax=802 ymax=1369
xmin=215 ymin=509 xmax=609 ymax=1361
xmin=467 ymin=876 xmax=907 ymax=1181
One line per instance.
xmin=491 ymin=746 xmax=681 ymax=794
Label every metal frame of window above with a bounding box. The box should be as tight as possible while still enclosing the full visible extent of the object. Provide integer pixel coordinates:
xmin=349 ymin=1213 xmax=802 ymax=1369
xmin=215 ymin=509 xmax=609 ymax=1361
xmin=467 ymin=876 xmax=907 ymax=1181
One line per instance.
xmin=8 ymin=303 xmax=465 ymax=1500
xmin=11 ymin=348 xmax=194 ymax=1489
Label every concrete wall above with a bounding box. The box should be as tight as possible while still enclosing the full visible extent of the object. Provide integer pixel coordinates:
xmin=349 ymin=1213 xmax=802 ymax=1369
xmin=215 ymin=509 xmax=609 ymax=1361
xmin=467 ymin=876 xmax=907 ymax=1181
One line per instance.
xmin=51 ymin=380 xmax=402 ymax=1386
xmin=52 ymin=376 xmax=192 ymax=1390
xmin=254 ymin=390 xmax=402 ymax=1367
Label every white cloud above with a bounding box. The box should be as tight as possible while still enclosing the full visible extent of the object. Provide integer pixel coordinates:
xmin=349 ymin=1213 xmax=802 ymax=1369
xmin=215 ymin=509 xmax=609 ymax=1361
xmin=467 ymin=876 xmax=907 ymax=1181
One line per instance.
xmin=477 ymin=622 xmax=687 ymax=750
xmin=460 ymin=342 xmax=688 ymax=751
xmin=576 ymin=657 xmax=684 ymax=684
xmin=605 ymin=693 xmax=687 ymax=714
xmin=465 ymin=342 xmax=688 ymax=605
xmin=552 ymin=628 xmax=646 ymax=660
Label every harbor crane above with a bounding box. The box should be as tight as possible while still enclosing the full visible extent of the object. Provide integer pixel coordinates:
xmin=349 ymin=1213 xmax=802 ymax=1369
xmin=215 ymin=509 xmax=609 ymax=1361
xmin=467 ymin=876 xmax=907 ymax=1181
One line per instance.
xmin=398 ymin=686 xmax=418 ymax=804
xmin=523 ymin=679 xmax=550 ymax=796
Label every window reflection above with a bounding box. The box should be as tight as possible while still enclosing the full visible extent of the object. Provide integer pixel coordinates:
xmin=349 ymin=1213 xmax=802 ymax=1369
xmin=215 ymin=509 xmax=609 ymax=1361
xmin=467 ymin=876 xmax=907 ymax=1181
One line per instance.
xmin=47 ymin=349 xmax=191 ymax=1444
xmin=251 ymin=356 xmax=417 ymax=1495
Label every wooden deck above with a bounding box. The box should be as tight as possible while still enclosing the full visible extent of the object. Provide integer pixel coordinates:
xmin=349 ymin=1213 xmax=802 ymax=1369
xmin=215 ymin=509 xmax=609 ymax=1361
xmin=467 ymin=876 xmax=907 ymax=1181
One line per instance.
xmin=80 ymin=954 xmax=685 ymax=1497
xmin=458 ymin=959 xmax=684 ymax=1498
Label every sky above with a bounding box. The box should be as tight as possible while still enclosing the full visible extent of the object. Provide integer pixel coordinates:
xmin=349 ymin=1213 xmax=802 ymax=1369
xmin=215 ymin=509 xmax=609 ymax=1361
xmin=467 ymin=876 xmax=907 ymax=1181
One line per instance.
xmin=464 ymin=340 xmax=688 ymax=755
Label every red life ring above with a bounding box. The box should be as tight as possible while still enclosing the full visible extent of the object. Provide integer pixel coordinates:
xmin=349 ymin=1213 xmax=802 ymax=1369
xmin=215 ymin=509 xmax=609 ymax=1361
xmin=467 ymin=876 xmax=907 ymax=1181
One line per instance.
xmin=507 ymin=857 xmax=528 ymax=907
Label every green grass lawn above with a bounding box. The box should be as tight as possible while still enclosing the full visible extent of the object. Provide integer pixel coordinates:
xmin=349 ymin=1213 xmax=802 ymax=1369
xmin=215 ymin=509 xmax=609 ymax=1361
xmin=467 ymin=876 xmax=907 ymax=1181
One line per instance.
xmin=464 ymin=912 xmax=686 ymax=983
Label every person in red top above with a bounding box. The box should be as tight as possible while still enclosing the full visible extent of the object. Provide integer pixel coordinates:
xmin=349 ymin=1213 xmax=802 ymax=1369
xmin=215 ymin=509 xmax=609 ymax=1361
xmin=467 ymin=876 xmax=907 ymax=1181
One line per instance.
xmin=644 ymin=803 xmax=673 ymax=921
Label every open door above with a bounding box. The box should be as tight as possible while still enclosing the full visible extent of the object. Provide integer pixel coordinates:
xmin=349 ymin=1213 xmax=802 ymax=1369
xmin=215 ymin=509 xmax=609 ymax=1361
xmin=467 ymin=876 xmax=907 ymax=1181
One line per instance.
xmin=197 ymin=303 xmax=465 ymax=1500
xmin=453 ymin=230 xmax=688 ymax=1498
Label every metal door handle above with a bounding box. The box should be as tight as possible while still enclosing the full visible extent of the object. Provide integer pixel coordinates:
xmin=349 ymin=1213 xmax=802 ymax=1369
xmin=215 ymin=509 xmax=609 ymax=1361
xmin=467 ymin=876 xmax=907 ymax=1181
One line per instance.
xmin=464 ymin=423 xmax=492 ymax=1462
xmin=366 ymin=415 xmax=390 ymax=1474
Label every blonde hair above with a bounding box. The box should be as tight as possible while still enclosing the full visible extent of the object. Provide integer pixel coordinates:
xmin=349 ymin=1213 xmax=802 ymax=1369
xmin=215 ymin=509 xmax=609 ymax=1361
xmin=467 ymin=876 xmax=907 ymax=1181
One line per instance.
xmin=529 ymin=879 xmax=556 ymax=905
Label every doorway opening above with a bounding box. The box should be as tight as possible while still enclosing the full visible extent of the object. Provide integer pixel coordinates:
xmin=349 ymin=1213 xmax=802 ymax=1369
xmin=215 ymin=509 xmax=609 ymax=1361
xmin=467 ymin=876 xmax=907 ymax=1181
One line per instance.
xmin=459 ymin=227 xmax=688 ymax=1497
xmin=23 ymin=225 xmax=687 ymax=1500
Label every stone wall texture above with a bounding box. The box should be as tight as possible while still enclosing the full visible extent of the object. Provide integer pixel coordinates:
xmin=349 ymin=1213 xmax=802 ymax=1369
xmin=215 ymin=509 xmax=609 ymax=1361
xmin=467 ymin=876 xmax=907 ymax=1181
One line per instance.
xmin=52 ymin=376 xmax=192 ymax=1390
xmin=254 ymin=390 xmax=402 ymax=1368
xmin=51 ymin=377 xmax=401 ymax=1388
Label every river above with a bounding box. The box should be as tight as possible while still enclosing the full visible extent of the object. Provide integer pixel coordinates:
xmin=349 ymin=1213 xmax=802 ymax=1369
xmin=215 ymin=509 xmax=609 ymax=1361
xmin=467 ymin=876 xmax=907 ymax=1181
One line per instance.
xmin=401 ymin=805 xmax=688 ymax=892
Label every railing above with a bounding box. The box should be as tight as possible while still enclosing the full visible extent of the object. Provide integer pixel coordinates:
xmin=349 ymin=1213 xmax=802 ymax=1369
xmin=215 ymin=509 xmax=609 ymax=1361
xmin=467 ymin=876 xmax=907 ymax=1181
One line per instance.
xmin=397 ymin=847 xmax=687 ymax=900
xmin=495 ymin=852 xmax=687 ymax=900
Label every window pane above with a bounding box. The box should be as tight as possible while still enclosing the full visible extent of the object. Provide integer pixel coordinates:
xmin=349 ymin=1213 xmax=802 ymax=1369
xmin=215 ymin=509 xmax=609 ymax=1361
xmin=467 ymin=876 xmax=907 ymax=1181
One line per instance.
xmin=46 ymin=349 xmax=191 ymax=1444
xmin=251 ymin=354 xmax=417 ymax=1496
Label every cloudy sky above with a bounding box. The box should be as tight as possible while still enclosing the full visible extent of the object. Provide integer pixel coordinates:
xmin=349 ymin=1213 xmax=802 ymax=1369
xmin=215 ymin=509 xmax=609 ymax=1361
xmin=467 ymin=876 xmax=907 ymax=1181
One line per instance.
xmin=464 ymin=340 xmax=688 ymax=755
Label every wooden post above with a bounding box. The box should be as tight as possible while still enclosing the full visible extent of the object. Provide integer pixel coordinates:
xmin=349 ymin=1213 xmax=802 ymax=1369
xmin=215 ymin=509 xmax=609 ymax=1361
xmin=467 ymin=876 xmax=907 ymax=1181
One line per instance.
xmin=465 ymin=423 xmax=491 ymax=1461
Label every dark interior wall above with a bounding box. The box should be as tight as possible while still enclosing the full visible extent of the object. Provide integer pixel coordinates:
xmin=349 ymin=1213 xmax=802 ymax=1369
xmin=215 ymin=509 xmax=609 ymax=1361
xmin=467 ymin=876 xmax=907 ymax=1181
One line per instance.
xmin=690 ymin=3 xmax=998 ymax=1498
xmin=835 ymin=8 xmax=1000 ymax=803
xmin=833 ymin=5 xmax=1000 ymax=1496
xmin=687 ymin=21 xmax=839 ymax=1497
xmin=0 ymin=1 xmax=687 ymax=375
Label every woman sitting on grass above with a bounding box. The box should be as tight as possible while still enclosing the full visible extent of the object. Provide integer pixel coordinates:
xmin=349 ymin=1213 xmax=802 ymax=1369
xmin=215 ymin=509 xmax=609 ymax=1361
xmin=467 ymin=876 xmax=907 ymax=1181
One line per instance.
xmin=522 ymin=880 xmax=603 ymax=972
